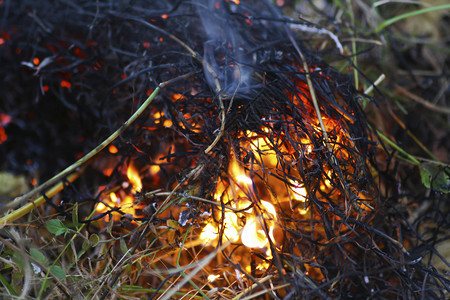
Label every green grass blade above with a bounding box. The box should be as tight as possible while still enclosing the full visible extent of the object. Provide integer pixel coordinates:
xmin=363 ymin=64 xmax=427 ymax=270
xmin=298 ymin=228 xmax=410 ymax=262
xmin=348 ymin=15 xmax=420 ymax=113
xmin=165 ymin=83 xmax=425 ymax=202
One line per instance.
xmin=376 ymin=4 xmax=450 ymax=33
xmin=0 ymin=273 xmax=18 ymax=296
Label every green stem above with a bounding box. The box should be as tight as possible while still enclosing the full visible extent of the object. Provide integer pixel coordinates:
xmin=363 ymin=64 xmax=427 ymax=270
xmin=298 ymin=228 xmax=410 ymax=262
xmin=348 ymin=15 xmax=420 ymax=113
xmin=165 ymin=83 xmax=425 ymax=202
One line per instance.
xmin=5 ymin=87 xmax=161 ymax=211
xmin=376 ymin=4 xmax=450 ymax=33
xmin=0 ymin=172 xmax=79 ymax=225
xmin=0 ymin=273 xmax=18 ymax=296
xmin=346 ymin=0 xmax=359 ymax=89
xmin=376 ymin=129 xmax=421 ymax=166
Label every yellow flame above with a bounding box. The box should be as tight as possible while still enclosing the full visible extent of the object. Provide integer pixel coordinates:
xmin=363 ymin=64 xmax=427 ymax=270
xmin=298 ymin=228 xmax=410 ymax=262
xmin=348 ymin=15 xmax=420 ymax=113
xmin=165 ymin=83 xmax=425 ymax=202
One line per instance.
xmin=261 ymin=200 xmax=277 ymax=218
xmin=96 ymin=202 xmax=106 ymax=211
xmin=236 ymin=174 xmax=252 ymax=186
xmin=291 ymin=180 xmax=307 ymax=202
xmin=127 ymin=161 xmax=142 ymax=193
xmin=240 ymin=201 xmax=277 ymax=257
xmin=200 ymin=211 xmax=240 ymax=245
xmin=208 ymin=274 xmax=220 ymax=282
xmin=149 ymin=165 xmax=160 ymax=176
xmin=200 ymin=223 xmax=218 ymax=243
xmin=223 ymin=211 xmax=240 ymax=242
xmin=242 ymin=216 xmax=267 ymax=249
xmin=110 ymin=192 xmax=118 ymax=203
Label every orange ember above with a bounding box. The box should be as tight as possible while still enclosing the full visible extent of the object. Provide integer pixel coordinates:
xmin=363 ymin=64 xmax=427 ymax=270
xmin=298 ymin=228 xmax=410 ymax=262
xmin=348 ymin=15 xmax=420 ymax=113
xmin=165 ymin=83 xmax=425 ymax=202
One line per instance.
xmin=0 ymin=127 xmax=7 ymax=144
xmin=108 ymin=144 xmax=118 ymax=154
xmin=60 ymin=80 xmax=71 ymax=88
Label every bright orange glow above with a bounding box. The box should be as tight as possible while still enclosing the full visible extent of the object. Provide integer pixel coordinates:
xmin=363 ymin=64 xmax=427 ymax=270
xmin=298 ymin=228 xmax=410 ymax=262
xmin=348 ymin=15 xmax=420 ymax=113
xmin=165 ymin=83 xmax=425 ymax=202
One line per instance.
xmin=0 ymin=127 xmax=7 ymax=144
xmin=291 ymin=180 xmax=307 ymax=202
xmin=149 ymin=165 xmax=160 ymax=176
xmin=201 ymin=151 xmax=280 ymax=268
xmin=200 ymin=223 xmax=218 ymax=243
xmin=163 ymin=119 xmax=172 ymax=127
xmin=95 ymin=190 xmax=138 ymax=217
xmin=0 ymin=114 xmax=11 ymax=126
xmin=108 ymin=144 xmax=118 ymax=154
xmin=242 ymin=215 xmax=269 ymax=249
xmin=60 ymin=80 xmax=71 ymax=88
xmin=171 ymin=93 xmax=183 ymax=101
xmin=102 ymin=167 xmax=113 ymax=177
xmin=127 ymin=161 xmax=142 ymax=194
xmin=207 ymin=274 xmax=220 ymax=282
xmin=110 ymin=192 xmax=118 ymax=203
xmin=153 ymin=111 xmax=163 ymax=123
xmin=33 ymin=57 xmax=40 ymax=65
xmin=96 ymin=202 xmax=106 ymax=211
xmin=231 ymin=0 xmax=240 ymax=4
xmin=241 ymin=200 xmax=277 ymax=257
xmin=161 ymin=14 xmax=168 ymax=19
xmin=0 ymin=38 xmax=5 ymax=45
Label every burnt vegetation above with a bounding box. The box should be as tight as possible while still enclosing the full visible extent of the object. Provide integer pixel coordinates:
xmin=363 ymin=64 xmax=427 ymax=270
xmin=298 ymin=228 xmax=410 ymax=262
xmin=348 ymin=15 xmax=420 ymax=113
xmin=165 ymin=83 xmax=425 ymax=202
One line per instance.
xmin=0 ymin=0 xmax=448 ymax=299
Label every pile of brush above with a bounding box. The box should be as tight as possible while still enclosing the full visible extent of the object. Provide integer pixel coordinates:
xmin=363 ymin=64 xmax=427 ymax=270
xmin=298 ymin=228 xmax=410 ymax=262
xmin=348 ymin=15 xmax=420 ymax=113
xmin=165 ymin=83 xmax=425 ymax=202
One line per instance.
xmin=0 ymin=0 xmax=447 ymax=299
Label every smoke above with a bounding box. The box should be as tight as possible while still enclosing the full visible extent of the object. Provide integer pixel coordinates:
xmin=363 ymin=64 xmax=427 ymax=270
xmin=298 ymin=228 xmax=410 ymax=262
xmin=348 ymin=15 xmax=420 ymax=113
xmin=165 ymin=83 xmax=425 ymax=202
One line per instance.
xmin=195 ymin=0 xmax=261 ymax=99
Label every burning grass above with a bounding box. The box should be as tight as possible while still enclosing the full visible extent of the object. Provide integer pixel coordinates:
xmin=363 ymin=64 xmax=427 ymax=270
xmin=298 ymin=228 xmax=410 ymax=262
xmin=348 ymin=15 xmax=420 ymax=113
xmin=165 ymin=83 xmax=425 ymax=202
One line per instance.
xmin=0 ymin=0 xmax=448 ymax=299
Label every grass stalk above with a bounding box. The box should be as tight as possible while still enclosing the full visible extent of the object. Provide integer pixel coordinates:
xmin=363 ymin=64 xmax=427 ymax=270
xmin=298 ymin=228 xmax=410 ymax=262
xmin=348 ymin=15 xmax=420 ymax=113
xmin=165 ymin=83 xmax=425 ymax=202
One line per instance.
xmin=375 ymin=129 xmax=420 ymax=165
xmin=0 ymin=172 xmax=80 ymax=225
xmin=376 ymin=4 xmax=450 ymax=32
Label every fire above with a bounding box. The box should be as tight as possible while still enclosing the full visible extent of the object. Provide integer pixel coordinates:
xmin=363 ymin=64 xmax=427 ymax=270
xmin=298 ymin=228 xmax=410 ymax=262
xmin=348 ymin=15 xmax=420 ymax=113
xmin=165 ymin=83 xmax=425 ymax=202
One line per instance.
xmin=95 ymin=161 xmax=143 ymax=217
xmin=197 ymin=113 xmax=363 ymax=273
xmin=127 ymin=161 xmax=142 ymax=194
xmin=242 ymin=201 xmax=276 ymax=249
xmin=199 ymin=128 xmax=312 ymax=268
xmin=0 ymin=113 xmax=11 ymax=144
xmin=207 ymin=274 xmax=220 ymax=283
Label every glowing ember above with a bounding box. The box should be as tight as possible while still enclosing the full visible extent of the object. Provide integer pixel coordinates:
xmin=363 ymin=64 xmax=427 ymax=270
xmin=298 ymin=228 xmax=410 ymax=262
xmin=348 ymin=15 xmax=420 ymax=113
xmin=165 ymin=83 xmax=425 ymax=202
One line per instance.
xmin=0 ymin=126 xmax=7 ymax=144
xmin=60 ymin=80 xmax=71 ymax=88
xmin=108 ymin=144 xmax=118 ymax=154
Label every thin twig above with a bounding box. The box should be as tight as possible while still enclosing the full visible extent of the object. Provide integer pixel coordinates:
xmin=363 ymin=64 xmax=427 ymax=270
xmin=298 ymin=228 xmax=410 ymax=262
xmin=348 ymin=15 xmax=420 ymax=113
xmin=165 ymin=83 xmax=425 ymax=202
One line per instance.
xmin=395 ymin=84 xmax=450 ymax=114
xmin=284 ymin=22 xmax=354 ymax=205
xmin=113 ymin=13 xmax=226 ymax=154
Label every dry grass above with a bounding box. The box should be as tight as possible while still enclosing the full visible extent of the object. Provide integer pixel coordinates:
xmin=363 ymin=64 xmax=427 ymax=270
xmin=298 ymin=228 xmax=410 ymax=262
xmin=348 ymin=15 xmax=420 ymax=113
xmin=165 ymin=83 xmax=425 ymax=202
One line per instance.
xmin=0 ymin=0 xmax=448 ymax=299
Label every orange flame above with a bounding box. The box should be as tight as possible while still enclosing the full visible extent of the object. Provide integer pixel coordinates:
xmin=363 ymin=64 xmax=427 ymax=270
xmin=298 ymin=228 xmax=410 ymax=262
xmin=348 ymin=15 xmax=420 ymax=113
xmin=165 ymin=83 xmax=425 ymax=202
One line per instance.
xmin=127 ymin=161 xmax=142 ymax=194
xmin=199 ymin=127 xmax=318 ymax=270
